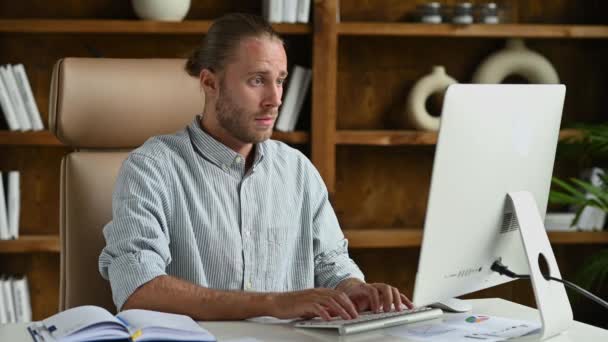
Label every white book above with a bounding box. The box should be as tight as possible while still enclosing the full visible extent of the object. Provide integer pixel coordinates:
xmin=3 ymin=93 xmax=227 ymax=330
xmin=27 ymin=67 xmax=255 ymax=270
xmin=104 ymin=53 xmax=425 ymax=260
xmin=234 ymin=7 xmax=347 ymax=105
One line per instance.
xmin=1 ymin=66 xmax=32 ymax=131
xmin=0 ymin=171 xmax=9 ymax=239
xmin=13 ymin=64 xmax=44 ymax=130
xmin=0 ymin=68 xmax=20 ymax=130
xmin=268 ymin=0 xmax=283 ymax=23
xmin=276 ymin=65 xmax=306 ymax=132
xmin=0 ymin=276 xmax=7 ymax=324
xmin=1 ymin=277 xmax=16 ymax=323
xmin=28 ymin=306 xmax=215 ymax=342
xmin=297 ymin=0 xmax=311 ymax=23
xmin=545 ymin=212 xmax=577 ymax=231
xmin=287 ymin=67 xmax=312 ymax=131
xmin=577 ymin=168 xmax=606 ymax=231
xmin=283 ymin=0 xmax=298 ymax=23
xmin=12 ymin=275 xmax=31 ymax=323
xmin=7 ymin=171 xmax=20 ymax=239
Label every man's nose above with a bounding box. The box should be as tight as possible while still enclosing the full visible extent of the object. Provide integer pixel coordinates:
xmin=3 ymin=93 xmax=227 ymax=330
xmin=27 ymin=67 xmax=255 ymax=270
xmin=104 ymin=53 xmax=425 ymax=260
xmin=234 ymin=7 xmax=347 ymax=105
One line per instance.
xmin=264 ymin=84 xmax=282 ymax=108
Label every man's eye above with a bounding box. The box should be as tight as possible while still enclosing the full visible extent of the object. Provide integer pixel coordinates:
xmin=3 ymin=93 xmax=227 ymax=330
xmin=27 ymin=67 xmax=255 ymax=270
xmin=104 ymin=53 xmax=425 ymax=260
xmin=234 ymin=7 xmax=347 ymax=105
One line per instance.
xmin=250 ymin=77 xmax=263 ymax=85
xmin=277 ymin=78 xmax=286 ymax=86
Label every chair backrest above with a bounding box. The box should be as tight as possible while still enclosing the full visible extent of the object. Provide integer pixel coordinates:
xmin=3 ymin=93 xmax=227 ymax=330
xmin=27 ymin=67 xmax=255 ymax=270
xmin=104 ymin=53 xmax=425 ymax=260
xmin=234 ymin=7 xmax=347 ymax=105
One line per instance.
xmin=50 ymin=58 xmax=203 ymax=312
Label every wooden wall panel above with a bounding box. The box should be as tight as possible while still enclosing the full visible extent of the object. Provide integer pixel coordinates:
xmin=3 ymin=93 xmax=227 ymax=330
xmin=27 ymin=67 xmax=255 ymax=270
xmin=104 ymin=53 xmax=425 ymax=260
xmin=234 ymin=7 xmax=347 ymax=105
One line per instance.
xmin=335 ymin=146 xmax=435 ymax=228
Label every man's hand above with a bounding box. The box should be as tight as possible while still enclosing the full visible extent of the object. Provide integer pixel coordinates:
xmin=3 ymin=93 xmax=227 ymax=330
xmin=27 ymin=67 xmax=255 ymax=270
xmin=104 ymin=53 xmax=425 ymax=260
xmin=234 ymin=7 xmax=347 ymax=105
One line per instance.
xmin=270 ymin=288 xmax=360 ymax=321
xmin=337 ymin=278 xmax=414 ymax=313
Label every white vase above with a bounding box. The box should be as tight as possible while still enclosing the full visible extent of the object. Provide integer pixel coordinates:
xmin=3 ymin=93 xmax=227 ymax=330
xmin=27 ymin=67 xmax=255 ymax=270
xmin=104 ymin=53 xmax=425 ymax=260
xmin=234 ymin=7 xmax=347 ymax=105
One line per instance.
xmin=406 ymin=66 xmax=458 ymax=132
xmin=131 ymin=0 xmax=191 ymax=21
xmin=472 ymin=39 xmax=559 ymax=84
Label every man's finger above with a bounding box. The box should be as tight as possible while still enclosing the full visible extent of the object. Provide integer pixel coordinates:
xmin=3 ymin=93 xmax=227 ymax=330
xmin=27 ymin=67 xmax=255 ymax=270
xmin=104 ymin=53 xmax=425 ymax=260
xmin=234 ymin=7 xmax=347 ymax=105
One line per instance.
xmin=400 ymin=293 xmax=415 ymax=309
xmin=336 ymin=292 xmax=359 ymax=318
xmin=326 ymin=297 xmax=352 ymax=320
xmin=392 ymin=287 xmax=403 ymax=311
xmin=378 ymin=284 xmax=393 ymax=312
xmin=367 ymin=285 xmax=381 ymax=313
xmin=313 ymin=303 xmax=332 ymax=321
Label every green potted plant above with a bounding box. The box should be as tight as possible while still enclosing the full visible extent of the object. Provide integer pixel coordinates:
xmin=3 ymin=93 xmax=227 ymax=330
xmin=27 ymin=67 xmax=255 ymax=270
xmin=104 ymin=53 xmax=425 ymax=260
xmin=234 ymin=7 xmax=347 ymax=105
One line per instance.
xmin=549 ymin=124 xmax=608 ymax=298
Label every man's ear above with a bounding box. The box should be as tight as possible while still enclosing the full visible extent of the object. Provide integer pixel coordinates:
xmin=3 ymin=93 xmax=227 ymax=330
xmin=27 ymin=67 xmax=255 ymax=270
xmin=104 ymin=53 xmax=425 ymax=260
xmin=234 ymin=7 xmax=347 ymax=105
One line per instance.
xmin=199 ymin=68 xmax=219 ymax=96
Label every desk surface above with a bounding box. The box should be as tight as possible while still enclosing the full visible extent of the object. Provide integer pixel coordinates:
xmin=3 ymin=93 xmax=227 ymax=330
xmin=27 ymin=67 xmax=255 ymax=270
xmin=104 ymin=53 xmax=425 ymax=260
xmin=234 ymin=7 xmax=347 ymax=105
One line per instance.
xmin=1 ymin=298 xmax=606 ymax=341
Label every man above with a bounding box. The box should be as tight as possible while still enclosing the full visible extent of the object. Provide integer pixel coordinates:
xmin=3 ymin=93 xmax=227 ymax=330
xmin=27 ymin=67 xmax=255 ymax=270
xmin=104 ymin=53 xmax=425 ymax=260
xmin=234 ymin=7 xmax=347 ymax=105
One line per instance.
xmin=99 ymin=13 xmax=413 ymax=321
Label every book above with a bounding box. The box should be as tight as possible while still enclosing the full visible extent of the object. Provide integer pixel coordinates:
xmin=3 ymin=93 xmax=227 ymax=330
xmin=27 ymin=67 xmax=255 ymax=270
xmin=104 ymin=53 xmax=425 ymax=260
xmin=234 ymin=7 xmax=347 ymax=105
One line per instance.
xmin=297 ymin=0 xmax=311 ymax=23
xmin=12 ymin=275 xmax=32 ymax=323
xmin=265 ymin=0 xmax=283 ymax=23
xmin=0 ymin=171 xmax=9 ymax=239
xmin=283 ymin=0 xmax=298 ymax=23
xmin=0 ymin=65 xmax=32 ymax=131
xmin=1 ymin=276 xmax=16 ymax=323
xmin=0 ymin=67 xmax=20 ymax=130
xmin=275 ymin=65 xmax=311 ymax=132
xmin=6 ymin=171 xmax=20 ymax=239
xmin=576 ymin=167 xmax=606 ymax=231
xmin=13 ymin=64 xmax=44 ymax=131
xmin=27 ymin=306 xmax=216 ymax=342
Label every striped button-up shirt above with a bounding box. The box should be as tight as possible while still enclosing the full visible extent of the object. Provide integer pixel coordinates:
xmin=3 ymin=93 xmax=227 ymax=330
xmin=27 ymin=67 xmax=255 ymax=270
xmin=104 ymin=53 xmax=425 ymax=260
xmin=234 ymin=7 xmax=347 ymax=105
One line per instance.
xmin=99 ymin=116 xmax=364 ymax=310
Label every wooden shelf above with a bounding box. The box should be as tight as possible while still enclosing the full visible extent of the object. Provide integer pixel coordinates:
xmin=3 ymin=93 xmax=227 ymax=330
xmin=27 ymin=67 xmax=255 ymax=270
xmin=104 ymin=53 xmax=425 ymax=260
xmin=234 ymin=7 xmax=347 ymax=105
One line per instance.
xmin=344 ymin=229 xmax=608 ymax=248
xmin=0 ymin=130 xmax=63 ymax=146
xmin=271 ymin=131 xmax=310 ymax=144
xmin=336 ymin=129 xmax=582 ymax=146
xmin=338 ymin=23 xmax=608 ymax=38
xmin=0 ymin=19 xmax=311 ymax=35
xmin=336 ymin=130 xmax=437 ymax=146
xmin=0 ymin=130 xmax=309 ymax=146
xmin=0 ymin=235 xmax=60 ymax=253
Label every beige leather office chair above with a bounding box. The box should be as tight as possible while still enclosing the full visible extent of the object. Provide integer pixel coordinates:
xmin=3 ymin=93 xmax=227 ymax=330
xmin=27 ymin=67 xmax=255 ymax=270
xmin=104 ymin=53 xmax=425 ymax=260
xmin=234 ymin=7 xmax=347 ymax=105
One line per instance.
xmin=50 ymin=58 xmax=203 ymax=312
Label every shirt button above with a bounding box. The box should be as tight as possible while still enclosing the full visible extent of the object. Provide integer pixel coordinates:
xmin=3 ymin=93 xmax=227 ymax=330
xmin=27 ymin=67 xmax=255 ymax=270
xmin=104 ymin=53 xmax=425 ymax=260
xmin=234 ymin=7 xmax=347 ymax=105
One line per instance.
xmin=235 ymin=156 xmax=242 ymax=163
xmin=222 ymin=164 xmax=228 ymax=171
xmin=245 ymin=281 xmax=252 ymax=290
xmin=244 ymin=230 xmax=250 ymax=237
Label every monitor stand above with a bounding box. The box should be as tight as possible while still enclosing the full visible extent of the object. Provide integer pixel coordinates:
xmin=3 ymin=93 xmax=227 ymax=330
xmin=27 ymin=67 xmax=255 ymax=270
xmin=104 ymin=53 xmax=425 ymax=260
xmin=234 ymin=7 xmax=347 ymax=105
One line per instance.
xmin=507 ymin=191 xmax=573 ymax=340
xmin=429 ymin=298 xmax=472 ymax=312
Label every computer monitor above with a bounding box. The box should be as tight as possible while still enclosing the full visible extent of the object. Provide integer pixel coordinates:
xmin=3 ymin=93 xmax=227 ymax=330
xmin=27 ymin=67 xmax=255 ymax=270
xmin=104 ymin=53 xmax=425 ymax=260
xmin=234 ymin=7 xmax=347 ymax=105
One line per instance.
xmin=412 ymin=84 xmax=571 ymax=339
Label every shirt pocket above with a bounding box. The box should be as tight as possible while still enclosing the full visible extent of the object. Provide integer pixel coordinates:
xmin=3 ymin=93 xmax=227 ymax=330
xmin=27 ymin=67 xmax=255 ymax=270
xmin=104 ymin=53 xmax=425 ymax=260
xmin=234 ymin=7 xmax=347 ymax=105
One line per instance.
xmin=265 ymin=224 xmax=294 ymax=291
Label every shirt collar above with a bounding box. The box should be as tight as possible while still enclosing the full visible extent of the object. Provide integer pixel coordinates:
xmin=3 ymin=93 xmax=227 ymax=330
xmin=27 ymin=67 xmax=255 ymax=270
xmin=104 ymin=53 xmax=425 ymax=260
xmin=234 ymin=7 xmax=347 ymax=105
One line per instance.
xmin=188 ymin=115 xmax=266 ymax=170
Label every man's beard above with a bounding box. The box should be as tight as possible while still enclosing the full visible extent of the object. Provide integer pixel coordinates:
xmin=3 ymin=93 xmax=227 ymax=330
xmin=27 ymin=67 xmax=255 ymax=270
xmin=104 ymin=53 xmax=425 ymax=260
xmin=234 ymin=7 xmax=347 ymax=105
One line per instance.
xmin=215 ymin=90 xmax=275 ymax=144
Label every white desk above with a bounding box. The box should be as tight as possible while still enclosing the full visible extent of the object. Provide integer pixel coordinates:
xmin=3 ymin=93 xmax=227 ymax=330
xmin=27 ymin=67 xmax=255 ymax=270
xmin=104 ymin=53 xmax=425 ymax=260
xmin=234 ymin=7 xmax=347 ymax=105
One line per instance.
xmin=1 ymin=298 xmax=606 ymax=341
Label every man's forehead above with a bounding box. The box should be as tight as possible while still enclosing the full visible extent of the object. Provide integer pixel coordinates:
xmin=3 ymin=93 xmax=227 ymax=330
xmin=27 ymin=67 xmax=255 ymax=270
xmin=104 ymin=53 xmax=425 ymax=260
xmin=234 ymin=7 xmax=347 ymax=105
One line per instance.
xmin=232 ymin=36 xmax=287 ymax=72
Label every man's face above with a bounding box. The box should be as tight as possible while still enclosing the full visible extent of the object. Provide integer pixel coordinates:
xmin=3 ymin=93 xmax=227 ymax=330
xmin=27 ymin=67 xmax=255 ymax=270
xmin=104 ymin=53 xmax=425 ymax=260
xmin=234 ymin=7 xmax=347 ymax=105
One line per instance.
xmin=214 ymin=36 xmax=287 ymax=144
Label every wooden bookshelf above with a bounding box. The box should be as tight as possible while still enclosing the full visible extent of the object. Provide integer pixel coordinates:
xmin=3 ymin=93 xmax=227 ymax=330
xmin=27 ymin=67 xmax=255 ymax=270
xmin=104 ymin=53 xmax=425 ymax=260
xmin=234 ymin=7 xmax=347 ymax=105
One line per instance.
xmin=0 ymin=235 xmax=60 ymax=253
xmin=0 ymin=130 xmax=309 ymax=146
xmin=335 ymin=129 xmax=583 ymax=146
xmin=337 ymin=23 xmax=608 ymax=38
xmin=3 ymin=230 xmax=604 ymax=253
xmin=344 ymin=229 xmax=608 ymax=248
xmin=0 ymin=19 xmax=311 ymax=35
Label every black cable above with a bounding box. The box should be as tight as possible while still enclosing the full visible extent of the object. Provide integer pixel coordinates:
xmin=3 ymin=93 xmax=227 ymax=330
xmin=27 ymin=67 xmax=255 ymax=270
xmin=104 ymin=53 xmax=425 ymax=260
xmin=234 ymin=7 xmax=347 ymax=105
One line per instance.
xmin=491 ymin=260 xmax=608 ymax=311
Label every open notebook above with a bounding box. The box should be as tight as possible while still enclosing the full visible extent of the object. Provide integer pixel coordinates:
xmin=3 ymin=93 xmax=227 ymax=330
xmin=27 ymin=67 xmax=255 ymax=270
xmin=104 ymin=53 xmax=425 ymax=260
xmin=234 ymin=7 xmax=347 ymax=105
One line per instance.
xmin=26 ymin=306 xmax=216 ymax=342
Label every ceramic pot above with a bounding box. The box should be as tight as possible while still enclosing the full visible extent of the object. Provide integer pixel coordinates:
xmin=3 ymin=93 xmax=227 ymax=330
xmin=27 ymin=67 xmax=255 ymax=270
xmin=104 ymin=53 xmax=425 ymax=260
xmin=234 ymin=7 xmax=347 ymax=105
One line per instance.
xmin=472 ymin=39 xmax=559 ymax=84
xmin=132 ymin=0 xmax=191 ymax=21
xmin=406 ymin=66 xmax=457 ymax=131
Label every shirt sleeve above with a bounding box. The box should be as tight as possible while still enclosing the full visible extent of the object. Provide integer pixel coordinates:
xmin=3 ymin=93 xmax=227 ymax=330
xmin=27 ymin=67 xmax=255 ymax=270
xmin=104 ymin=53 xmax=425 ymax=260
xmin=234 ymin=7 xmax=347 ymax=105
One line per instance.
xmin=309 ymin=164 xmax=365 ymax=289
xmin=98 ymin=153 xmax=173 ymax=311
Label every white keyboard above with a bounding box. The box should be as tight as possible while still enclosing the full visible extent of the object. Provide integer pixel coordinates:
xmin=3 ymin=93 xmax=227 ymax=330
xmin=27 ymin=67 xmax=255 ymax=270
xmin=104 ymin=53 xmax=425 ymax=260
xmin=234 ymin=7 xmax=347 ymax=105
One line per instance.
xmin=294 ymin=306 xmax=443 ymax=335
